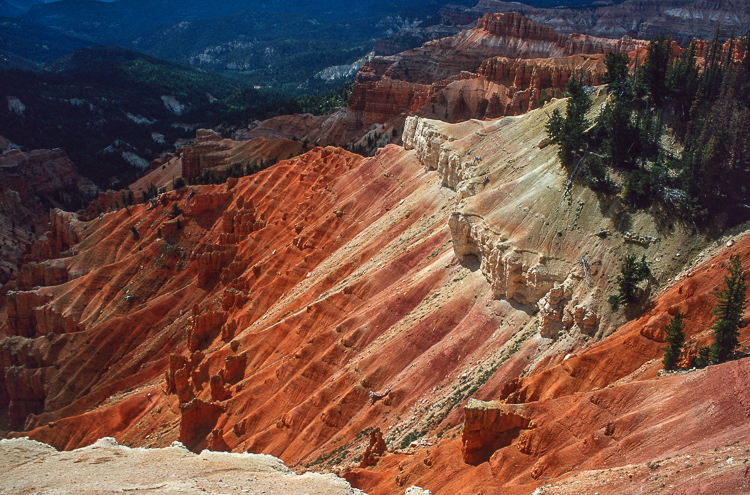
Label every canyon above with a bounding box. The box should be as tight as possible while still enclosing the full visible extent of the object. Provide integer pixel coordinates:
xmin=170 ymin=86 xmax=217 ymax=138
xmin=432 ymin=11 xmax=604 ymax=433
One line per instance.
xmin=2 ymin=8 xmax=750 ymax=495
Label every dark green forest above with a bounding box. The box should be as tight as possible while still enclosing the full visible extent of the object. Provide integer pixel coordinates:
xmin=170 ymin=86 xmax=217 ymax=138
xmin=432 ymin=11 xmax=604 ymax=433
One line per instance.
xmin=546 ymin=34 xmax=750 ymax=227
xmin=0 ymin=46 xmax=348 ymax=187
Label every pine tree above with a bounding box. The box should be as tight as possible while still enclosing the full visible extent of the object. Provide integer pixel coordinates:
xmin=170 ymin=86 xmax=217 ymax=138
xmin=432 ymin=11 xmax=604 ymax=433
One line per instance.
xmin=694 ymin=346 xmax=711 ymax=368
xmin=545 ymin=79 xmax=592 ymax=167
xmin=603 ymin=52 xmax=632 ymax=100
xmin=662 ymin=311 xmax=685 ymax=370
xmin=710 ymin=254 xmax=747 ymax=363
xmin=599 ymin=96 xmax=638 ymax=169
xmin=617 ymin=254 xmax=651 ymax=303
xmin=638 ymin=36 xmax=670 ymax=106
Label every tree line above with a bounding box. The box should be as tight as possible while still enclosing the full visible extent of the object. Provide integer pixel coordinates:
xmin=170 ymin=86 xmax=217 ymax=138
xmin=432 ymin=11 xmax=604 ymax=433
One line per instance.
xmin=546 ymin=33 xmax=750 ymax=227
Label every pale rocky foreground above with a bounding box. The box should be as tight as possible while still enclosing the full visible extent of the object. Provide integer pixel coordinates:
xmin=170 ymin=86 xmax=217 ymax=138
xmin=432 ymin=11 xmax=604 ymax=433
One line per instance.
xmin=0 ymin=437 xmax=367 ymax=494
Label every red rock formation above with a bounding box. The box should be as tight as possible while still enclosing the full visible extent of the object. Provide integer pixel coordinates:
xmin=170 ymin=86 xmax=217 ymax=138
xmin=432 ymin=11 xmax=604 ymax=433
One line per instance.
xmin=0 ymin=149 xmax=95 ymax=285
xmin=244 ymin=13 xmax=642 ymax=146
xmin=209 ymin=374 xmax=231 ymax=402
xmin=6 ymin=291 xmax=52 ymax=337
xmin=0 ymin=149 xmax=96 ymax=208
xmin=221 ymin=351 xmax=247 ymax=384
xmin=188 ymin=307 xmax=227 ymax=351
xmin=180 ymin=129 xmax=231 ymax=181
xmin=359 ymin=427 xmax=387 ymax=468
xmin=180 ymin=129 xmax=305 ymax=183
xmin=178 ymin=399 xmax=224 ymax=452
xmin=44 ymin=209 xmax=85 ymax=259
xmin=344 ymin=12 xmax=639 ymax=130
xmin=5 ymin=364 xmax=46 ymax=430
xmin=17 ymin=261 xmax=68 ymax=291
xmin=461 ymin=399 xmax=532 ymax=465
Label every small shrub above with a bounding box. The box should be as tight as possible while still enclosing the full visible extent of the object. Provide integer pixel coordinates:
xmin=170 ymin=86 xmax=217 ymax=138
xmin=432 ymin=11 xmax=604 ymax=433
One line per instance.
xmin=173 ymin=176 xmax=186 ymax=190
xmin=608 ymin=294 xmax=622 ymax=311
xmin=694 ymin=346 xmax=711 ymax=368
xmin=169 ymin=202 xmax=183 ymax=219
xmin=617 ymin=254 xmax=650 ymax=303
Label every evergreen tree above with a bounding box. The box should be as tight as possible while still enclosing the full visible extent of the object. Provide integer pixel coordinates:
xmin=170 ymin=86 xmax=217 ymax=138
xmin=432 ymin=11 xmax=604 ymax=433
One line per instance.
xmin=662 ymin=311 xmax=685 ymax=370
xmin=667 ymin=41 xmax=700 ymax=127
xmin=545 ymin=79 xmax=592 ymax=167
xmin=599 ymin=96 xmax=638 ymax=169
xmin=603 ymin=52 xmax=632 ymax=100
xmin=638 ymin=36 xmax=670 ymax=106
xmin=694 ymin=346 xmax=711 ymax=368
xmin=617 ymin=254 xmax=651 ymax=303
xmin=710 ymin=255 xmax=747 ymax=363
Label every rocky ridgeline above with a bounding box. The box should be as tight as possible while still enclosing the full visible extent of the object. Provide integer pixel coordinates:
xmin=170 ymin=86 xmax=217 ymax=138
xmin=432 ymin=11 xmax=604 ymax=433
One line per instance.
xmin=0 ymin=437 xmax=367 ymax=494
xmin=475 ymin=12 xmax=643 ymax=57
xmin=449 ymin=0 xmax=750 ymax=44
xmin=346 ymin=12 xmax=642 ymax=133
xmin=403 ymin=113 xmax=600 ymax=337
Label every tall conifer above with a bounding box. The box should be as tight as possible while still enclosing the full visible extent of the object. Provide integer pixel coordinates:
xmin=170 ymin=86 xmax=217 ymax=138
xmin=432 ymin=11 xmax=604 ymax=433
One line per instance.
xmin=662 ymin=311 xmax=685 ymax=370
xmin=710 ymin=255 xmax=747 ymax=363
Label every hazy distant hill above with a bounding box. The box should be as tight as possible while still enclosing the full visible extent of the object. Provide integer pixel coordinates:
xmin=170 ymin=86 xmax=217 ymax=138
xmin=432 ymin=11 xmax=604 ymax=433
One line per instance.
xmin=21 ymin=0 xmax=476 ymax=92
xmin=0 ymin=16 xmax=92 ymax=68
xmin=0 ymin=46 xmax=300 ymax=187
xmin=0 ymin=1 xmax=22 ymax=16
xmin=4 ymin=0 xmax=40 ymax=13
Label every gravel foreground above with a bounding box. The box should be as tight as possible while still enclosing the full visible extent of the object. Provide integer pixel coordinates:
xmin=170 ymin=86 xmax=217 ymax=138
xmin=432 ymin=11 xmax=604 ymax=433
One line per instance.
xmin=0 ymin=437 xmax=367 ymax=494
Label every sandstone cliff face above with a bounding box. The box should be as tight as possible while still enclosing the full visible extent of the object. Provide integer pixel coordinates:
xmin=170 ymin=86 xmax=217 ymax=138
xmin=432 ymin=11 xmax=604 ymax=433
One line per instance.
xmin=180 ymin=130 xmax=232 ymax=181
xmin=345 ymin=12 xmax=641 ymax=134
xmin=461 ymin=399 xmax=532 ymax=464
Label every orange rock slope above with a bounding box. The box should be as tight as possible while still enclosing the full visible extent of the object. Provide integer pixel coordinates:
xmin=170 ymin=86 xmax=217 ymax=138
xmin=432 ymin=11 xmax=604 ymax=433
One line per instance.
xmin=2 ymin=88 xmax=750 ymax=495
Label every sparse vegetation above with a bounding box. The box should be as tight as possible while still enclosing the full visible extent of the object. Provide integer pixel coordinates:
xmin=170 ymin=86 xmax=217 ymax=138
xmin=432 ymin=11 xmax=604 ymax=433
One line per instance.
xmin=547 ymin=33 xmax=750 ymax=227
xmin=694 ymin=346 xmax=711 ymax=368
xmin=169 ymin=202 xmax=183 ymax=219
xmin=141 ymin=183 xmax=158 ymax=203
xmin=172 ymin=176 xmax=186 ymax=190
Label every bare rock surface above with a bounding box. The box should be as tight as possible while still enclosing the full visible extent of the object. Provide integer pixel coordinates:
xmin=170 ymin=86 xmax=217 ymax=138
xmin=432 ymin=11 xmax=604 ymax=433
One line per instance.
xmin=0 ymin=437 xmax=366 ymax=495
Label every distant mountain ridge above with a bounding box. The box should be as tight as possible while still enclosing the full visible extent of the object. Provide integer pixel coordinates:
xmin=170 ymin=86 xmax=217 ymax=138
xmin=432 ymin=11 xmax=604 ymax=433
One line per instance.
xmin=443 ymin=0 xmax=750 ymax=44
xmin=0 ymin=16 xmax=92 ymax=68
xmin=0 ymin=1 xmax=22 ymax=16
